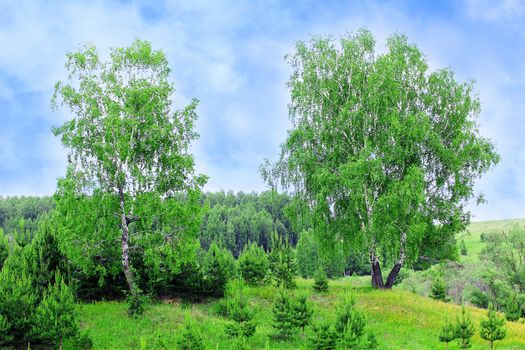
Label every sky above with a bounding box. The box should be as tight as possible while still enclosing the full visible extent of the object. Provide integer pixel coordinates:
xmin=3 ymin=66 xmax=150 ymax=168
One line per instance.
xmin=0 ymin=0 xmax=524 ymax=222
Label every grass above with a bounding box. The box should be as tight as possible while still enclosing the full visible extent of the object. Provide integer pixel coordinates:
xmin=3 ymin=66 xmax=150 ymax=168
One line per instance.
xmin=458 ymin=218 xmax=525 ymax=263
xmin=75 ymin=276 xmax=525 ymax=350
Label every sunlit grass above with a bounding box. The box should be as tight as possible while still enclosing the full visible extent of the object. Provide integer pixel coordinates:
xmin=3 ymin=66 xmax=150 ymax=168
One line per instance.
xmin=76 ymin=276 xmax=525 ymax=350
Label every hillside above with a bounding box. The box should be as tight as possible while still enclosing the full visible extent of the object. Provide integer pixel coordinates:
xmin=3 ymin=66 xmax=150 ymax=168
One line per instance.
xmin=75 ymin=277 xmax=525 ymax=350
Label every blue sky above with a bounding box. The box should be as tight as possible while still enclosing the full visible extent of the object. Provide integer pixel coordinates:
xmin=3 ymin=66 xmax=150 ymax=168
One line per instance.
xmin=0 ymin=0 xmax=524 ymax=221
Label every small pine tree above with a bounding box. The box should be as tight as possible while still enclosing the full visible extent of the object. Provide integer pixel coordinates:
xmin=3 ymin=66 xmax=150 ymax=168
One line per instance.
xmin=272 ymin=291 xmax=296 ymax=339
xmin=224 ymin=280 xmax=256 ymax=349
xmin=0 ymin=314 xmax=12 ymax=345
xmin=203 ymin=242 xmax=236 ymax=297
xmin=439 ymin=319 xmax=456 ymax=350
xmin=309 ymin=322 xmax=337 ymax=350
xmin=365 ymin=331 xmax=379 ymax=349
xmin=480 ymin=303 xmax=506 ymax=349
xmin=504 ymin=294 xmax=522 ymax=322
xmin=177 ymin=318 xmax=204 ymax=350
xmin=460 ymin=240 xmax=468 ymax=256
xmin=268 ymin=232 xmax=297 ymax=289
xmin=335 ymin=298 xmax=366 ymax=347
xmin=238 ymin=243 xmax=269 ymax=286
xmin=32 ymin=273 xmax=79 ymax=350
xmin=313 ymin=267 xmax=329 ymax=293
xmin=455 ymin=305 xmax=475 ymax=349
xmin=430 ymin=275 xmax=448 ymax=302
xmin=292 ymin=296 xmax=313 ymax=333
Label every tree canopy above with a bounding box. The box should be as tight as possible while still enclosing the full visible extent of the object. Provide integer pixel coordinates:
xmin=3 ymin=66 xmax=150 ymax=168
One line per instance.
xmin=263 ymin=29 xmax=499 ymax=288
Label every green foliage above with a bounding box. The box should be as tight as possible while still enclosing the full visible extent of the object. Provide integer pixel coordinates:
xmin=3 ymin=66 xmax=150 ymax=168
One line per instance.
xmin=263 ymin=28 xmax=499 ymax=289
xmin=292 ymin=296 xmax=313 ymax=332
xmin=203 ymin=242 xmax=236 ymax=297
xmin=309 ymin=322 xmax=337 ymax=350
xmin=268 ymin=232 xmax=297 ymax=289
xmin=0 ymin=313 xmax=12 ymax=345
xmin=460 ymin=239 xmax=468 ymax=256
xmin=439 ymin=319 xmax=456 ymax=349
xmin=52 ymin=39 xmax=206 ymax=298
xmin=296 ymin=230 xmax=318 ymax=278
xmin=455 ymin=306 xmax=475 ymax=349
xmin=127 ymin=291 xmax=146 ymax=317
xmin=335 ymin=298 xmax=366 ymax=348
xmin=480 ymin=303 xmax=506 ymax=349
xmin=430 ymin=275 xmax=448 ymax=302
xmin=504 ymin=294 xmax=522 ymax=322
xmin=313 ymin=267 xmax=329 ymax=293
xmin=0 ymin=252 xmax=38 ymax=343
xmin=271 ymin=291 xmax=296 ymax=339
xmin=68 ymin=331 xmax=94 ymax=350
xmin=31 ymin=273 xmax=79 ymax=346
xmin=223 ymin=279 xmax=257 ymax=348
xmin=0 ymin=229 xmax=9 ymax=270
xmin=177 ymin=318 xmax=204 ymax=350
xmin=238 ymin=243 xmax=268 ymax=286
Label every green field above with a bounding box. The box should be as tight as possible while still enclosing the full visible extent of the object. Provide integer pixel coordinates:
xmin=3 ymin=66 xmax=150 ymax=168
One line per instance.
xmin=458 ymin=218 xmax=525 ymax=263
xmin=75 ymin=277 xmax=525 ymax=350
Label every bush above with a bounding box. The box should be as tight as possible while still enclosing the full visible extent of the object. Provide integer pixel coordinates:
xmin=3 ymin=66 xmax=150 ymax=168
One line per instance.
xmin=335 ymin=298 xmax=366 ymax=347
xmin=439 ymin=319 xmax=456 ymax=349
xmin=127 ymin=291 xmax=147 ymax=317
xmin=313 ymin=267 xmax=329 ymax=293
xmin=223 ymin=279 xmax=256 ymax=348
xmin=238 ymin=243 xmax=268 ymax=286
xmin=67 ymin=331 xmax=93 ymax=349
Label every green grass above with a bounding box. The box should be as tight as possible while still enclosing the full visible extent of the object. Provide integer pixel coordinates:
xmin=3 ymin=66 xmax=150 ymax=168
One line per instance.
xmin=76 ymin=276 xmax=525 ymax=350
xmin=458 ymin=218 xmax=525 ymax=263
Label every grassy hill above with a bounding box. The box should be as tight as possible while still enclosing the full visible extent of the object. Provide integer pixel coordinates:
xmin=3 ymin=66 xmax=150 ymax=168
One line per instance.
xmin=76 ymin=277 xmax=525 ymax=350
xmin=67 ymin=219 xmax=525 ymax=349
xmin=458 ymin=218 xmax=525 ymax=263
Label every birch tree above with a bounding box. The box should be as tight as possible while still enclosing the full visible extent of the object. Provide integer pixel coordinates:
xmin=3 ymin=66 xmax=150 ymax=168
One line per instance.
xmin=262 ymin=29 xmax=499 ymax=288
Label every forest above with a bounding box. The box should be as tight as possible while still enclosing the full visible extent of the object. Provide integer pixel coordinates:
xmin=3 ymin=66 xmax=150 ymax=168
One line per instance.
xmin=0 ymin=29 xmax=524 ymax=350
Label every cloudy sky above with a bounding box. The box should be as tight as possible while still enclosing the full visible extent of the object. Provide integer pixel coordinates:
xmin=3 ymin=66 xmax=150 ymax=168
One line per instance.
xmin=0 ymin=0 xmax=524 ymax=221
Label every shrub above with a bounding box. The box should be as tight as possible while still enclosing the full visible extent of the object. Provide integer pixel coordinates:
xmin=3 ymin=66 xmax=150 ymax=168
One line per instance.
xmin=292 ymin=296 xmax=313 ymax=333
xmin=67 ymin=331 xmax=93 ymax=349
xmin=127 ymin=291 xmax=146 ymax=317
xmin=313 ymin=267 xmax=329 ymax=293
xmin=31 ymin=273 xmax=79 ymax=349
xmin=430 ymin=275 xmax=448 ymax=302
xmin=223 ymin=280 xmax=256 ymax=348
xmin=309 ymin=322 xmax=337 ymax=350
xmin=454 ymin=305 xmax=475 ymax=349
xmin=238 ymin=243 xmax=268 ymax=286
xmin=480 ymin=303 xmax=506 ymax=349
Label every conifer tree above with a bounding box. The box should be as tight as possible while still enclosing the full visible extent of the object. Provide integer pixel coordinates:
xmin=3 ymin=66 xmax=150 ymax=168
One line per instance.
xmin=504 ymin=294 xmax=522 ymax=322
xmin=0 ymin=314 xmax=12 ymax=345
xmin=460 ymin=240 xmax=468 ymax=256
xmin=309 ymin=322 xmax=337 ymax=350
xmin=455 ymin=306 xmax=475 ymax=349
xmin=177 ymin=318 xmax=204 ymax=350
xmin=335 ymin=298 xmax=366 ymax=347
xmin=292 ymin=296 xmax=313 ymax=333
xmin=272 ymin=291 xmax=296 ymax=339
xmin=313 ymin=267 xmax=329 ymax=293
xmin=480 ymin=303 xmax=506 ymax=349
xmin=31 ymin=273 xmax=79 ymax=350
xmin=439 ymin=319 xmax=456 ymax=350
xmin=238 ymin=243 xmax=268 ymax=286
xmin=268 ymin=232 xmax=297 ymax=289
xmin=224 ymin=280 xmax=256 ymax=349
xmin=430 ymin=275 xmax=448 ymax=302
